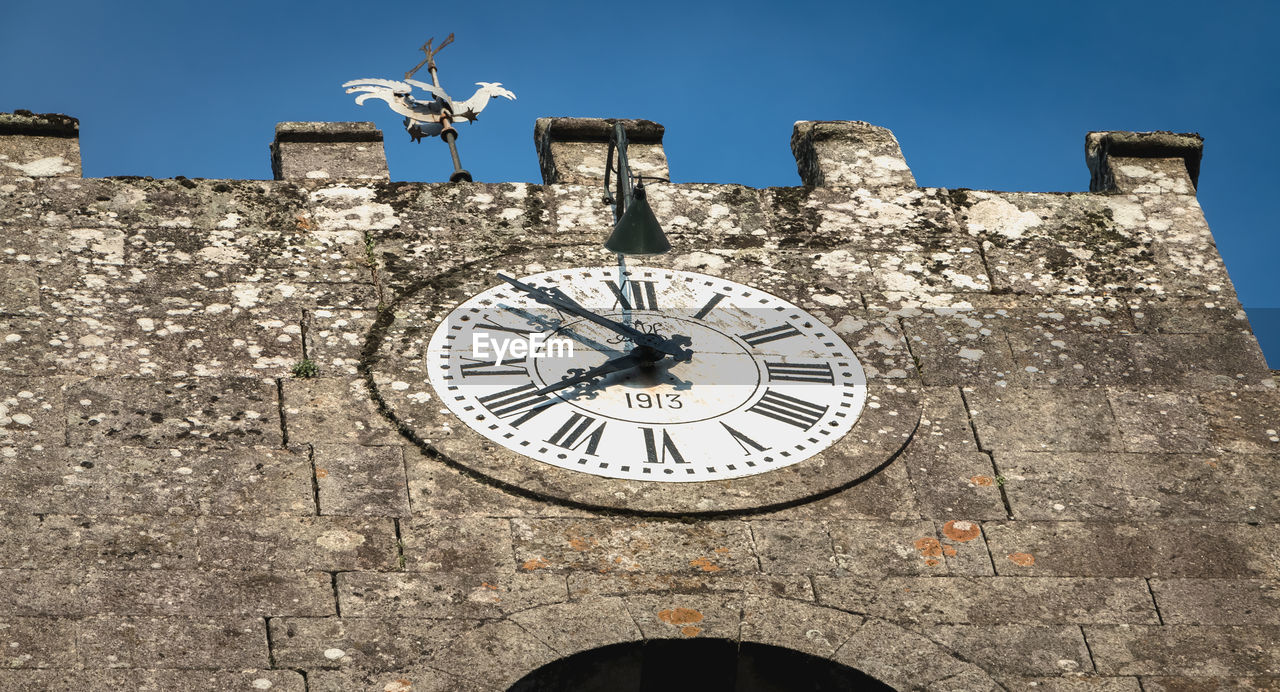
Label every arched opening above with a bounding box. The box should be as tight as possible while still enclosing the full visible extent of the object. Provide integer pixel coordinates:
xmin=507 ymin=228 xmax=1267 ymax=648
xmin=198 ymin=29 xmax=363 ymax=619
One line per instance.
xmin=507 ymin=639 xmax=897 ymax=692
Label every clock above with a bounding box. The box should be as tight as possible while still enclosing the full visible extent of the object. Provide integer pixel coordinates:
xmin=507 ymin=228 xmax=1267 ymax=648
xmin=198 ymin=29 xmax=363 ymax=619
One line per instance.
xmin=424 ymin=265 xmax=868 ymax=482
xmin=367 ymin=259 xmax=919 ymax=514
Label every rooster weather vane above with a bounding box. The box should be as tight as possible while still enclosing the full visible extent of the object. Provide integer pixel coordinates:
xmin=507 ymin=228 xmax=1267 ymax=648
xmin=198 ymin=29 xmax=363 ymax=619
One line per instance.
xmin=344 ymin=34 xmax=515 ymax=182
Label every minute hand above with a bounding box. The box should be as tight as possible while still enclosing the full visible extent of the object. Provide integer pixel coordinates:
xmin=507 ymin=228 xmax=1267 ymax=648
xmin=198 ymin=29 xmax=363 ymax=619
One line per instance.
xmin=497 ymin=274 xmax=692 ymax=362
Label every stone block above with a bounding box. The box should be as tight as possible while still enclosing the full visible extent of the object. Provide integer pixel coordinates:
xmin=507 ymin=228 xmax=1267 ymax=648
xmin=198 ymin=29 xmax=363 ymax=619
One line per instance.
xmin=0 ymin=111 xmax=80 ymax=178
xmin=66 ymin=377 xmax=281 ymax=448
xmin=0 ymin=514 xmax=194 ymax=569
xmin=953 ymin=191 xmax=1157 ymax=296
xmin=739 ymin=596 xmax=864 ymax=659
xmin=0 ymin=264 xmax=40 ymax=316
xmin=1201 ymin=391 xmax=1280 ymax=454
xmin=1087 ymin=625 xmax=1280 ymax=676
xmin=1151 ymin=580 xmax=1280 ymax=626
xmin=401 ymin=517 xmax=513 ymax=573
xmin=998 ymin=452 xmax=1280 ymax=521
xmin=1140 ymin=676 xmax=1280 ymax=691
xmin=271 ymin=122 xmax=388 ymax=181
xmin=965 ymin=388 xmax=1118 ymax=452
xmin=1086 ymin=131 xmax=1202 ymax=193
xmin=622 ymin=592 xmax=743 ymax=641
xmin=996 ymin=677 xmax=1142 ymax=691
xmin=534 ymin=117 xmax=667 ymax=185
xmin=1109 ymin=391 xmax=1212 ymax=453
xmin=404 ymin=446 xmax=593 ymax=518
xmin=509 ymin=518 xmax=755 ymax=574
xmin=901 ymin=311 xmax=1021 ymax=386
xmin=899 ymin=388 xmax=1005 ymax=520
xmin=268 ymin=616 xmax=471 ymax=671
xmin=281 ymin=377 xmax=398 ymax=446
xmin=760 ymin=460 xmax=920 ymax=521
xmin=314 ymin=444 xmax=410 ymax=517
xmin=984 ymin=521 xmax=1280 ymax=578
xmin=0 ymin=569 xmax=334 ymax=617
xmin=431 ymin=619 xmax=559 ymax=690
xmin=813 ymin=576 xmax=1157 ymax=625
xmin=195 ymin=516 xmax=397 ymax=571
xmin=1128 ymin=296 xmax=1253 ymax=335
xmin=0 ymin=617 xmax=77 ymax=668
xmin=790 ymin=121 xmax=915 ymax=188
xmin=0 ymin=670 xmax=305 ymax=692
xmin=306 ymin=309 xmax=377 ymax=376
xmin=0 ymin=317 xmax=50 ymax=376
xmin=823 ymin=519 xmax=989 ymax=576
xmin=566 ymin=572 xmax=814 ymax=602
xmin=76 ymin=616 xmax=267 ymax=668
xmin=925 ymin=624 xmax=1093 ymax=675
xmin=509 ymin=597 xmax=643 ymax=657
xmin=335 ymin=572 xmax=566 ymax=618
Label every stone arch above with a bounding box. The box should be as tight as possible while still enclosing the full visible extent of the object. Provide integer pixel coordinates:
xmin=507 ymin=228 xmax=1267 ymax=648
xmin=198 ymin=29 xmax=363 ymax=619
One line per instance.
xmin=413 ymin=594 xmax=1004 ymax=691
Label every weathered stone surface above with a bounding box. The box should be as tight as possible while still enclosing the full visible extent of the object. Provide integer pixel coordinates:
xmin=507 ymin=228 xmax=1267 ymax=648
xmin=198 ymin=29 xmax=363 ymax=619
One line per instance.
xmin=831 ymin=618 xmax=1001 ymax=691
xmin=76 ymin=616 xmax=267 ymax=668
xmin=0 ymin=514 xmax=193 ymax=569
xmin=272 ymin=121 xmax=388 ymax=181
xmin=966 ymin=388 xmax=1118 ymax=452
xmin=432 ymin=619 xmax=561 ymax=689
xmin=1140 ymin=676 xmax=1280 ymax=691
xmin=1201 ymin=391 xmax=1280 ymax=454
xmin=314 ymin=444 xmax=410 ymax=516
xmin=622 ymin=592 xmax=743 ymax=640
xmin=268 ymin=616 xmax=472 ymax=671
xmin=308 ymin=667 xmax=477 ymax=692
xmin=739 ymin=595 xmax=864 ymax=658
xmin=195 ymin=516 xmax=397 ymax=571
xmin=902 ymin=311 xmax=1021 ymax=386
xmin=996 ymin=677 xmax=1142 ymax=691
xmin=0 ymin=670 xmax=305 ymax=692
xmin=336 ymin=571 xmax=566 ymax=618
xmin=814 ymin=576 xmax=1157 ymax=625
xmin=925 ymin=624 xmax=1093 ymax=675
xmin=0 ymin=110 xmax=80 ymax=178
xmin=791 ymin=121 xmax=916 ymax=188
xmin=1109 ymin=391 xmax=1212 ymax=452
xmin=0 ymin=569 xmax=334 ymax=617
xmin=66 ymin=377 xmax=281 ymax=448
xmin=535 ymin=117 xmax=667 ymax=185
xmin=281 ymin=377 xmax=398 ymax=446
xmin=566 ymin=572 xmax=815 ymax=602
xmin=0 ymin=376 xmax=65 ymax=449
xmin=1151 ymin=580 xmax=1280 ymax=626
xmin=0 ymin=616 xmax=78 ymax=668
xmin=401 ymin=517 xmax=513 ymax=573
xmin=774 ymin=519 xmax=992 ymax=576
xmin=404 ymin=446 xmax=593 ymax=518
xmin=0 ymin=445 xmax=315 ymax=517
xmin=509 ymin=597 xmax=643 ymax=656
xmin=1088 ymin=625 xmax=1280 ymax=676
xmin=984 ymin=522 xmax=1280 ymax=578
xmin=999 ymin=452 xmax=1280 ymax=521
xmin=511 ymin=518 xmax=755 ymax=574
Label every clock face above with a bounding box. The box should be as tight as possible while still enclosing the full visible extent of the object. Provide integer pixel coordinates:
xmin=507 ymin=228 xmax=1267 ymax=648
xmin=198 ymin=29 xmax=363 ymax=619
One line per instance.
xmin=424 ymin=265 xmax=868 ymax=482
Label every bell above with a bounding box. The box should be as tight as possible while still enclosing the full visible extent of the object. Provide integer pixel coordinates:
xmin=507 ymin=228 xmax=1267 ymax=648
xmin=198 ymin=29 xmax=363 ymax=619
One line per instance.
xmin=604 ymin=186 xmax=671 ymax=255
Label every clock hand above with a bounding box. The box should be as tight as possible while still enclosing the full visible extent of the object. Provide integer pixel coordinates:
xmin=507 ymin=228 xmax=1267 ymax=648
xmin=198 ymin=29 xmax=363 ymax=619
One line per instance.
xmin=534 ymin=350 xmax=651 ymax=396
xmin=497 ymin=274 xmax=693 ymax=363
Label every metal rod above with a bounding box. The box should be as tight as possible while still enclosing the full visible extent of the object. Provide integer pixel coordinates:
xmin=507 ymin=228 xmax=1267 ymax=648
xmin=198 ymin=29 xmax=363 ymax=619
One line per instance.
xmin=427 ymin=53 xmax=472 ymax=183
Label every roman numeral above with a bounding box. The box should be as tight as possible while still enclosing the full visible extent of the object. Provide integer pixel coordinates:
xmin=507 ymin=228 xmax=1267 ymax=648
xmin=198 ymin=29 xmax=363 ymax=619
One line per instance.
xmin=602 ymin=279 xmax=659 ymax=310
xmin=477 ymin=383 xmax=555 ymax=427
xmin=748 ymin=390 xmax=828 ymax=430
xmin=475 ymin=317 xmax=537 ymax=335
xmin=546 ymin=412 xmax=607 ymax=455
xmin=692 ymin=293 xmax=727 ymax=320
xmin=642 ymin=427 xmax=686 ymax=464
xmin=765 ymin=361 xmax=834 ymax=384
xmin=459 ymin=356 xmax=528 ymax=377
xmin=739 ymin=323 xmax=801 ymax=347
xmin=721 ymin=422 xmax=768 ymax=455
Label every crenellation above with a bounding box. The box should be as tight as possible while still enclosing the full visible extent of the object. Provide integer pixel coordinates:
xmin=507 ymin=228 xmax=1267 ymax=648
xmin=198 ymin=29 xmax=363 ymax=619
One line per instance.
xmin=0 ymin=110 xmax=81 ymax=178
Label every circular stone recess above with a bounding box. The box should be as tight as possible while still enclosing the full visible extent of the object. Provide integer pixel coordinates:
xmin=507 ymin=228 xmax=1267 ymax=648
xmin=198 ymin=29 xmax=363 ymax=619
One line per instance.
xmin=365 ymin=259 xmax=920 ymax=515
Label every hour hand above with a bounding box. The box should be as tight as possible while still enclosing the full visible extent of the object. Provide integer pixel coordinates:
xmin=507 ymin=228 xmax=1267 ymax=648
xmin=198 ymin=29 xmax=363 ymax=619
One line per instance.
xmin=535 ymin=351 xmax=646 ymax=396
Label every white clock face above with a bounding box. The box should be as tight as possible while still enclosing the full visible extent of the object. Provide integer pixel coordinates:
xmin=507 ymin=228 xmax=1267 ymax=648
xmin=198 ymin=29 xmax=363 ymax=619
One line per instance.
xmin=425 ymin=266 xmax=867 ymax=482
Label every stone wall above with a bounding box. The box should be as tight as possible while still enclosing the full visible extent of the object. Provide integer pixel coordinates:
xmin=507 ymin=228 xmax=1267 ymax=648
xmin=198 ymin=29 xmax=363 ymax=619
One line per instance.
xmin=0 ymin=111 xmax=1276 ymax=691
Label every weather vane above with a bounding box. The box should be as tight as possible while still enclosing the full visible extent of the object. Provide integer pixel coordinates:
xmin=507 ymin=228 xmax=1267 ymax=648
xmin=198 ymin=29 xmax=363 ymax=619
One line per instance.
xmin=343 ymin=34 xmax=515 ymax=182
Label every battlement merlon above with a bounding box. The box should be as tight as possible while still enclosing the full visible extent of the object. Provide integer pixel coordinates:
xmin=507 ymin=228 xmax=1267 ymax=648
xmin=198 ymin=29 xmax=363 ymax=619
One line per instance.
xmin=1087 ymin=130 xmax=1203 ymax=194
xmin=534 ymin=117 xmax=667 ymax=185
xmin=271 ymin=121 xmax=389 ymax=181
xmin=0 ymin=110 xmax=81 ymax=178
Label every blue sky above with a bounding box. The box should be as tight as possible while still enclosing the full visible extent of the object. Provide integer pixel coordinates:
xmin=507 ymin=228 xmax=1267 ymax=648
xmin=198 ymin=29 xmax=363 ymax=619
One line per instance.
xmin=3 ymin=0 xmax=1277 ymax=364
